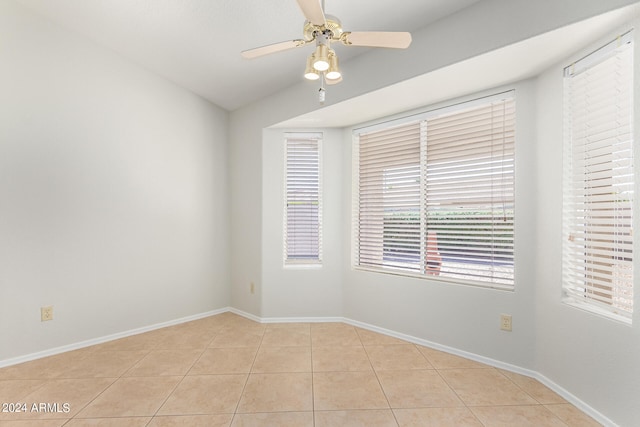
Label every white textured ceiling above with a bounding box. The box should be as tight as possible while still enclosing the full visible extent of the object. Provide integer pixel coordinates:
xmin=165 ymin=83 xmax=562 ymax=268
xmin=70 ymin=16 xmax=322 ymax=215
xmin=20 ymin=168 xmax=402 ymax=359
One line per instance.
xmin=15 ymin=0 xmax=481 ymax=111
xmin=276 ymin=3 xmax=640 ymax=128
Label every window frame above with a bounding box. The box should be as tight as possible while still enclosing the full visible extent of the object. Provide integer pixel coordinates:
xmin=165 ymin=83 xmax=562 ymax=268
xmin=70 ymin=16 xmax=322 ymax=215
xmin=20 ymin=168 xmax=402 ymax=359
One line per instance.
xmin=284 ymin=132 xmax=323 ymax=266
xmin=561 ymin=30 xmax=635 ymax=323
xmin=351 ymin=91 xmax=516 ymax=290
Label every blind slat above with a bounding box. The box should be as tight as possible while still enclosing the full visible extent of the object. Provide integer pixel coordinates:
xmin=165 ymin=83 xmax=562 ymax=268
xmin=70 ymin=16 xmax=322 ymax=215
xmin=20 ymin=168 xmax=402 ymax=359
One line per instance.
xmin=285 ymin=134 xmax=322 ymax=263
xmin=562 ymin=33 xmax=634 ymax=320
xmin=354 ymin=95 xmax=515 ymax=288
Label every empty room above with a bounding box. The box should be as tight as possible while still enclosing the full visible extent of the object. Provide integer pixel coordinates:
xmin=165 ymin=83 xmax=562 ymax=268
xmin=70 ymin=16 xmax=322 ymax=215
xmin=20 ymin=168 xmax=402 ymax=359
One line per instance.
xmin=1 ymin=0 xmax=639 ymax=426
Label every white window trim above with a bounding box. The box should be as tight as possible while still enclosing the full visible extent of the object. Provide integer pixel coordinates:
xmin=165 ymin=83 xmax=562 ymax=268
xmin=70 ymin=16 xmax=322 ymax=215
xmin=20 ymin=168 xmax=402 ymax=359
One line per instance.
xmin=283 ymin=132 xmax=323 ymax=267
xmin=561 ymin=29 xmax=635 ymax=324
xmin=351 ymin=91 xmax=516 ymax=291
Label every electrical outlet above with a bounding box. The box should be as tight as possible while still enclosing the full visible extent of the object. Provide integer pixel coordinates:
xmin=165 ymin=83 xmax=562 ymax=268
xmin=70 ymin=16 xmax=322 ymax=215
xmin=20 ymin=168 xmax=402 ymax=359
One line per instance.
xmin=250 ymin=282 xmax=255 ymax=294
xmin=500 ymin=314 xmax=512 ymax=331
xmin=41 ymin=306 xmax=53 ymax=322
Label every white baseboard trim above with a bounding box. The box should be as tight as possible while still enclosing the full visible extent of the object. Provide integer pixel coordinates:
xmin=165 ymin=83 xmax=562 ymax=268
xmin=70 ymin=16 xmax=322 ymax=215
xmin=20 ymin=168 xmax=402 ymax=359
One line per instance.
xmin=0 ymin=307 xmax=617 ymax=426
xmin=262 ymin=316 xmax=344 ymax=324
xmin=342 ymin=317 xmax=532 ymax=375
xmin=342 ymin=317 xmax=616 ymax=427
xmin=227 ymin=307 xmax=343 ymax=324
xmin=0 ymin=307 xmax=228 ymax=369
xmin=227 ymin=307 xmax=262 ymax=323
xmin=229 ymin=310 xmax=617 ymax=427
xmin=534 ymin=372 xmax=616 ymax=427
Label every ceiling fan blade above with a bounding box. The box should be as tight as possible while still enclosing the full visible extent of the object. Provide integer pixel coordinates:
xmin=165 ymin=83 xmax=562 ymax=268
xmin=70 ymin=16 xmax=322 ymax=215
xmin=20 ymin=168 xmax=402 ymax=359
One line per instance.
xmin=241 ymin=39 xmax=307 ymax=59
xmin=343 ymin=31 xmax=412 ymax=49
xmin=296 ymin=0 xmax=326 ymax=26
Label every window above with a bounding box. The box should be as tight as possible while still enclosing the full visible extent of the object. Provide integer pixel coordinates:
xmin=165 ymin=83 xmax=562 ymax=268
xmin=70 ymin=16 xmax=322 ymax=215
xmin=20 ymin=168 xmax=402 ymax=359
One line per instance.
xmin=353 ymin=93 xmax=515 ymax=289
xmin=355 ymin=121 xmax=424 ymax=273
xmin=562 ymin=31 xmax=634 ymax=322
xmin=284 ymin=133 xmax=322 ymax=264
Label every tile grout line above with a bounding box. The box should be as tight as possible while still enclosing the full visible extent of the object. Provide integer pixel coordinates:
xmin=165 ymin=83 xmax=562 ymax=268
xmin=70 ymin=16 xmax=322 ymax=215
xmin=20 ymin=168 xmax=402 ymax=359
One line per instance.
xmin=430 ymin=358 xmax=488 ymax=427
xmin=495 ymin=369 xmax=572 ymax=426
xmin=308 ymin=323 xmax=316 ymax=427
xmin=228 ymin=321 xmax=267 ymax=425
xmin=1 ymin=313 xmax=597 ymax=426
xmin=64 ymin=341 xmax=157 ymax=423
xmin=36 ymin=346 xmax=150 ymax=426
xmin=3 ymin=346 xmax=135 ymax=426
xmin=145 ymin=324 xmax=220 ymax=424
xmin=432 ymin=365 xmax=568 ymax=426
xmin=355 ymin=327 xmax=400 ymax=427
xmin=308 ymin=323 xmax=315 ymax=427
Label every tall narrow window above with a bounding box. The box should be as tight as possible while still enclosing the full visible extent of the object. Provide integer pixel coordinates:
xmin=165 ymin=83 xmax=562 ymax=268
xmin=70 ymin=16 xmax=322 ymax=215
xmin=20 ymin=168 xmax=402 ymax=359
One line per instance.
xmin=353 ymin=93 xmax=515 ymax=289
xmin=284 ymin=133 xmax=322 ymax=264
xmin=563 ymin=31 xmax=634 ymax=322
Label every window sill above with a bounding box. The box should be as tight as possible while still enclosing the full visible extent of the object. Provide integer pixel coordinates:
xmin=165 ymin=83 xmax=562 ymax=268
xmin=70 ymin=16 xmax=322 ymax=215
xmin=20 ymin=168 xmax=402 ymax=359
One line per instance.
xmin=562 ymin=298 xmax=632 ymax=325
xmin=284 ymin=262 xmax=323 ymax=270
xmin=352 ymin=265 xmax=514 ymax=292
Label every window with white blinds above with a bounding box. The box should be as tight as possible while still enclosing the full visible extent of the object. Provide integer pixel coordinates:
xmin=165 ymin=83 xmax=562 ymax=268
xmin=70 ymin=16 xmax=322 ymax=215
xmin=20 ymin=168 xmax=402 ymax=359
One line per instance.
xmin=353 ymin=94 xmax=515 ymax=289
xmin=355 ymin=121 xmax=425 ymax=272
xmin=562 ymin=31 xmax=634 ymax=322
xmin=284 ymin=133 xmax=322 ymax=264
xmin=426 ymin=99 xmax=515 ymax=287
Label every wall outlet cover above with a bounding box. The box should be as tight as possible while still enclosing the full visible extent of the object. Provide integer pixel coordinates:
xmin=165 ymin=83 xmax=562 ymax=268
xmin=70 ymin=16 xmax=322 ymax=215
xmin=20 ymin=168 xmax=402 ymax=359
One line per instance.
xmin=41 ymin=306 xmax=53 ymax=322
xmin=500 ymin=314 xmax=512 ymax=331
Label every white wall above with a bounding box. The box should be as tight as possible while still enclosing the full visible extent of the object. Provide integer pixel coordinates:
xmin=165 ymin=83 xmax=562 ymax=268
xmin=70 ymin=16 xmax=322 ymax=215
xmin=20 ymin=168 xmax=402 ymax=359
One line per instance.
xmin=534 ymin=22 xmax=640 ymax=426
xmin=261 ymin=128 xmax=343 ymax=319
xmin=2 ymin=0 xmax=638 ymax=422
xmin=0 ymin=1 xmax=230 ymax=361
xmin=229 ymin=2 xmax=640 ymax=425
xmin=229 ymin=0 xmax=639 ymax=319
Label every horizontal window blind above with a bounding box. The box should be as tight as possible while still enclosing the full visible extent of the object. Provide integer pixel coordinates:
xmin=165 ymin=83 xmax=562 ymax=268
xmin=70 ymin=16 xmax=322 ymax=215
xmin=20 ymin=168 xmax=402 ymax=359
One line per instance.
xmin=426 ymin=99 xmax=515 ymax=287
xmin=355 ymin=121 xmax=424 ymax=272
xmin=562 ymin=32 xmax=634 ymax=321
xmin=285 ymin=133 xmax=322 ymax=264
xmin=353 ymin=93 xmax=515 ymax=289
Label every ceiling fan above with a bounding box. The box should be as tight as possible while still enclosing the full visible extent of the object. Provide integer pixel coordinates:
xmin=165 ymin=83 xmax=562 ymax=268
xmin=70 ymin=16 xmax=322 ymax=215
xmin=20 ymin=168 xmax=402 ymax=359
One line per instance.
xmin=241 ymin=0 xmax=412 ymax=102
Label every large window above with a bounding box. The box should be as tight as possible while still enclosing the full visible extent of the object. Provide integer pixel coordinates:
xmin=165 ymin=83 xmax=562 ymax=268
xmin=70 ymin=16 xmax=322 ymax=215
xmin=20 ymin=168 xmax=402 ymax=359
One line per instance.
xmin=353 ymin=93 xmax=515 ymax=289
xmin=562 ymin=31 xmax=634 ymax=323
xmin=284 ymin=133 xmax=322 ymax=264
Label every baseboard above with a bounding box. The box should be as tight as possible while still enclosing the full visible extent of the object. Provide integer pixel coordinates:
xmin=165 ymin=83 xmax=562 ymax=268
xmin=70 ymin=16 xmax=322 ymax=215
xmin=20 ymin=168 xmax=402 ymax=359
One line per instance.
xmin=0 ymin=307 xmax=228 ymax=369
xmin=0 ymin=307 xmax=618 ymax=426
xmin=230 ymin=310 xmax=617 ymax=427
xmin=343 ymin=317 xmax=617 ymax=427
xmin=227 ymin=307 xmax=262 ymax=323
xmin=533 ymin=372 xmax=616 ymax=427
xmin=342 ymin=317 xmax=533 ymax=375
xmin=262 ymin=315 xmax=344 ymax=324
xmin=227 ymin=307 xmax=343 ymax=324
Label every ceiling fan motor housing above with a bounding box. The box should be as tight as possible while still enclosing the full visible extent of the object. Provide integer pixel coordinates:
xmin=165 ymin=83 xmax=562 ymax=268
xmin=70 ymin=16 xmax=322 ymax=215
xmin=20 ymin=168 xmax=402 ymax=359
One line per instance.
xmin=303 ymin=15 xmax=343 ymax=42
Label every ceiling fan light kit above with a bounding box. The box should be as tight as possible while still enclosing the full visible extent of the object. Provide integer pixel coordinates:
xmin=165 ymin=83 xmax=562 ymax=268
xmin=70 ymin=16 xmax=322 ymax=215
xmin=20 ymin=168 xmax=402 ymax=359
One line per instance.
xmin=325 ymin=53 xmax=341 ymax=80
xmin=312 ymin=41 xmax=330 ymax=71
xmin=241 ymin=0 xmax=412 ymax=103
xmin=304 ymin=55 xmax=321 ymax=80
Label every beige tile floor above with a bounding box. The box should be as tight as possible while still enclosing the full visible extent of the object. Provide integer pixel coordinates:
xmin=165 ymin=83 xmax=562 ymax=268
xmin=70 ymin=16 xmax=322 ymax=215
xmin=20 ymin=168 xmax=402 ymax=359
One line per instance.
xmin=0 ymin=312 xmax=602 ymax=426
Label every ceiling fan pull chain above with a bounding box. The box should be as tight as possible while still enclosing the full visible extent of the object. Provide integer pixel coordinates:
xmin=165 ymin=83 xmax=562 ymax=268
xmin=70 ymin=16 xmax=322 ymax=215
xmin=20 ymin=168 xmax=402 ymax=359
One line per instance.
xmin=319 ymin=74 xmax=326 ymax=104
